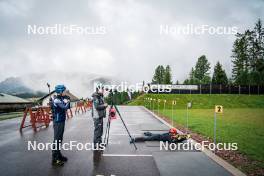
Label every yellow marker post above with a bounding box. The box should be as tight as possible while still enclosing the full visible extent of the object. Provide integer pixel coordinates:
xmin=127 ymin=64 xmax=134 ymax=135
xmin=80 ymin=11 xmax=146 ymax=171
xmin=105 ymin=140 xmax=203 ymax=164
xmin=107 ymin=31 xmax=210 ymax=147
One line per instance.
xmin=147 ymin=98 xmax=149 ymax=108
xmin=149 ymin=98 xmax=152 ymax=110
xmin=214 ymin=105 xmax=223 ymax=152
xmin=157 ymin=99 xmax=161 ymax=115
xmin=163 ymin=100 xmax=166 ymax=115
xmin=152 ymin=99 xmax=155 ymax=112
xmin=186 ymin=102 xmax=192 ymax=132
xmin=171 ymin=100 xmax=176 ymax=126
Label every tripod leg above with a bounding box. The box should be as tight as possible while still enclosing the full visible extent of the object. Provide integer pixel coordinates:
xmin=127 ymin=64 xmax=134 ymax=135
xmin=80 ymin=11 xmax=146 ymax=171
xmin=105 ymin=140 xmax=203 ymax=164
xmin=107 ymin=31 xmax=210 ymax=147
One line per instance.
xmin=103 ymin=116 xmax=111 ymax=145
xmin=103 ymin=104 xmax=114 ymax=146
xmin=114 ymin=105 xmax=137 ymax=150
xmin=106 ymin=119 xmax=111 ymax=145
xmin=103 ymin=119 xmax=108 ymax=144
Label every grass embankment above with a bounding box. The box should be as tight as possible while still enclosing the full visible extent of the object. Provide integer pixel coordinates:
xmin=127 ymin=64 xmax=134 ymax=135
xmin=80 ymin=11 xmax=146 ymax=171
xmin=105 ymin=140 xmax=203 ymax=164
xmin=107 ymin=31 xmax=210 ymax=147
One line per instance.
xmin=130 ymin=94 xmax=264 ymax=109
xmin=129 ymin=94 xmax=264 ymax=165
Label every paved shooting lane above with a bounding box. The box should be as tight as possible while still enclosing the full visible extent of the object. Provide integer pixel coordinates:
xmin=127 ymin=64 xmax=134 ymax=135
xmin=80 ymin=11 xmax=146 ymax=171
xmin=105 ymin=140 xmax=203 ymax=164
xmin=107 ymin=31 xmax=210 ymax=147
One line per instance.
xmin=0 ymin=106 xmax=231 ymax=176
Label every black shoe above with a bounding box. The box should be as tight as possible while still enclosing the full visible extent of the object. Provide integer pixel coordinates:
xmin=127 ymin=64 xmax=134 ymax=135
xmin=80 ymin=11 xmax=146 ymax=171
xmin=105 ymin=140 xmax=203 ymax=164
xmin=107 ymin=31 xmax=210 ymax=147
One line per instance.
xmin=130 ymin=138 xmax=135 ymax=144
xmin=60 ymin=155 xmax=68 ymax=162
xmin=52 ymin=159 xmax=64 ymax=166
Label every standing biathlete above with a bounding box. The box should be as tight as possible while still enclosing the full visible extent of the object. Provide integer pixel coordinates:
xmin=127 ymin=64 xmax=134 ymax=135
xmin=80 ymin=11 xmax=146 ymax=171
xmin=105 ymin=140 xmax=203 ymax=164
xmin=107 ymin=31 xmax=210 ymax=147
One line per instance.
xmin=91 ymin=88 xmax=108 ymax=145
xmin=51 ymin=85 xmax=70 ymax=166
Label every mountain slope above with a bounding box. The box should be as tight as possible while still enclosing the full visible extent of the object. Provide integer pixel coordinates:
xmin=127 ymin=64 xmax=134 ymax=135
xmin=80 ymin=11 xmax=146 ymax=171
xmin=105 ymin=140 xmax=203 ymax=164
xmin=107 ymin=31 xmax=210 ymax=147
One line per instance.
xmin=0 ymin=71 xmax=116 ymax=98
xmin=0 ymin=77 xmax=33 ymax=94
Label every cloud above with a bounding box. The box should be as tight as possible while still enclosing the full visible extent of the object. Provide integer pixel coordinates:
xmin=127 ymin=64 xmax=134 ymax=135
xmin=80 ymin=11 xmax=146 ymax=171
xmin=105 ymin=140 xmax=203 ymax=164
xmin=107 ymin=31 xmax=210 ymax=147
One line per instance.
xmin=0 ymin=0 xmax=263 ymax=88
xmin=0 ymin=0 xmax=34 ymax=17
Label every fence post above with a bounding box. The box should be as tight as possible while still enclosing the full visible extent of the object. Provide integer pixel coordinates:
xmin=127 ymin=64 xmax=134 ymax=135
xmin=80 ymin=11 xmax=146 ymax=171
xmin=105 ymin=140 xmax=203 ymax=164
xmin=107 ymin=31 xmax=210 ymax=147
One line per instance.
xmin=220 ymin=84 xmax=222 ymax=94
xmin=239 ymin=85 xmax=241 ymax=95
xmin=200 ymin=84 xmax=201 ymax=94
xmin=258 ymin=85 xmax=260 ymax=95
xmin=210 ymin=84 xmax=212 ymax=94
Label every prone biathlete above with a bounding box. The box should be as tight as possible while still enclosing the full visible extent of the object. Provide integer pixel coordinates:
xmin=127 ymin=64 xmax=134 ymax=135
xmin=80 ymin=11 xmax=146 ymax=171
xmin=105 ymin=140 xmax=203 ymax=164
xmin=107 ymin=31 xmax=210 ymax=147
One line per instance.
xmin=130 ymin=128 xmax=190 ymax=143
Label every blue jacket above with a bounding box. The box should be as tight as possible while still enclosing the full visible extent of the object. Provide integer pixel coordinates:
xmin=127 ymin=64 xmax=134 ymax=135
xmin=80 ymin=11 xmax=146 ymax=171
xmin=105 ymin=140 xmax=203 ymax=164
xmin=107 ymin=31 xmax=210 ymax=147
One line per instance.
xmin=53 ymin=96 xmax=70 ymax=123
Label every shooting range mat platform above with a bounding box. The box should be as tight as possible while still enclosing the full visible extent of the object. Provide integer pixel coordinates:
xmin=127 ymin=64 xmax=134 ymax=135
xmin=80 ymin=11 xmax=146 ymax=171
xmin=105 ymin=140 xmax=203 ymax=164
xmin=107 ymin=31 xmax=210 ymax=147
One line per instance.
xmin=0 ymin=106 xmax=232 ymax=176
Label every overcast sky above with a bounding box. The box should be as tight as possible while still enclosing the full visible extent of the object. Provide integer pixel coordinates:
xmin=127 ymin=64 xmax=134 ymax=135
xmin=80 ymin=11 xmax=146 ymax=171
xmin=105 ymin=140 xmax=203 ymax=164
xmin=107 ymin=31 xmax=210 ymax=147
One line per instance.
xmin=0 ymin=0 xmax=263 ymax=84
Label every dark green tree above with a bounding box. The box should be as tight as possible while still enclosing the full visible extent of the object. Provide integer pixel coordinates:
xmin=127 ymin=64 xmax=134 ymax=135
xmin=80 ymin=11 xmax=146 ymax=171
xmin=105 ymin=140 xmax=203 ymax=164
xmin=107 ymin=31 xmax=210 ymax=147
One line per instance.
xmin=152 ymin=65 xmax=165 ymax=84
xmin=231 ymin=32 xmax=250 ymax=85
xmin=250 ymin=19 xmax=264 ymax=72
xmin=248 ymin=19 xmax=264 ymax=84
xmin=194 ymin=55 xmax=211 ymax=84
xmin=212 ymin=61 xmax=228 ymax=84
xmin=232 ymin=19 xmax=264 ymax=85
xmin=183 ymin=79 xmax=189 ymax=84
xmin=164 ymin=65 xmax=172 ymax=84
xmin=189 ymin=67 xmax=199 ymax=84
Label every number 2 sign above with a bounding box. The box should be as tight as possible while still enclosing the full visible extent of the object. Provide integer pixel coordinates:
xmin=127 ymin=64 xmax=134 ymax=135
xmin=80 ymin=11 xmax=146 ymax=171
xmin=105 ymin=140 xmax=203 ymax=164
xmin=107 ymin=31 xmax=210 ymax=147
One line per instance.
xmin=215 ymin=105 xmax=223 ymax=114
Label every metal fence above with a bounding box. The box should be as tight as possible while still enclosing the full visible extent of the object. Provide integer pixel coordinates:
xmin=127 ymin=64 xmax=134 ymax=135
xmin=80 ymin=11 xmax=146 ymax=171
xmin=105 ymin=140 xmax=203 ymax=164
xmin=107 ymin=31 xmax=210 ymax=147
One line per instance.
xmin=148 ymin=84 xmax=264 ymax=95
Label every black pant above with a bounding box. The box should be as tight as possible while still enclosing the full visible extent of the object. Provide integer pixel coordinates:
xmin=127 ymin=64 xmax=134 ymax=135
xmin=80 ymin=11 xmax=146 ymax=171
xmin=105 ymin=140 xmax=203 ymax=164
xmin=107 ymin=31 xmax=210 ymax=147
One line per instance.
xmin=52 ymin=121 xmax=65 ymax=160
xmin=135 ymin=134 xmax=162 ymax=142
xmin=135 ymin=132 xmax=171 ymax=142
xmin=93 ymin=117 xmax=103 ymax=144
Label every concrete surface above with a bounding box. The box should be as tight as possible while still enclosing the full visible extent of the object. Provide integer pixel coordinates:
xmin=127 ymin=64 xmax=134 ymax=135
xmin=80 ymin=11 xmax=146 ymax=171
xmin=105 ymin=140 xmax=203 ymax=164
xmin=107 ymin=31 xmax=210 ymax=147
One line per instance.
xmin=0 ymin=106 xmax=232 ymax=176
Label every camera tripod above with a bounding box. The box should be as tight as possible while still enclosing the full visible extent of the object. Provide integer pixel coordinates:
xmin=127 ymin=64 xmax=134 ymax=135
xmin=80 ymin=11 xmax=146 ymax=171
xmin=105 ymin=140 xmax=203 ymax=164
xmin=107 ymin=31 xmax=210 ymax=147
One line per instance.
xmin=103 ymin=91 xmax=137 ymax=150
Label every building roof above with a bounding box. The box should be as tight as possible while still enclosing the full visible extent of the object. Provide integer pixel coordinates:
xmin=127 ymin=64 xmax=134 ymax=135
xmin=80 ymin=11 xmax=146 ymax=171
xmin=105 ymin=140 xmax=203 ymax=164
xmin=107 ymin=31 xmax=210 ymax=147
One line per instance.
xmin=0 ymin=93 xmax=31 ymax=103
xmin=38 ymin=90 xmax=79 ymax=102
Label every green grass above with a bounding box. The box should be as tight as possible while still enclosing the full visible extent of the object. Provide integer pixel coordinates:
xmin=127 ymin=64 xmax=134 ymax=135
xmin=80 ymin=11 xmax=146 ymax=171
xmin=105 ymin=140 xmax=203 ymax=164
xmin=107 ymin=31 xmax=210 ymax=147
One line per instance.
xmin=130 ymin=94 xmax=264 ymax=109
xmin=160 ymin=108 xmax=264 ymax=163
xmin=0 ymin=112 xmax=24 ymax=121
xmin=129 ymin=94 xmax=264 ymax=165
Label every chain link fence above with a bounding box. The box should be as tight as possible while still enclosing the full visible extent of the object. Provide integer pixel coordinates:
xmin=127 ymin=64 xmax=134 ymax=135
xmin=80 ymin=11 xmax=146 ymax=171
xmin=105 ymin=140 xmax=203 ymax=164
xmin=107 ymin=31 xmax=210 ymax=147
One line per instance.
xmin=148 ymin=84 xmax=264 ymax=95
